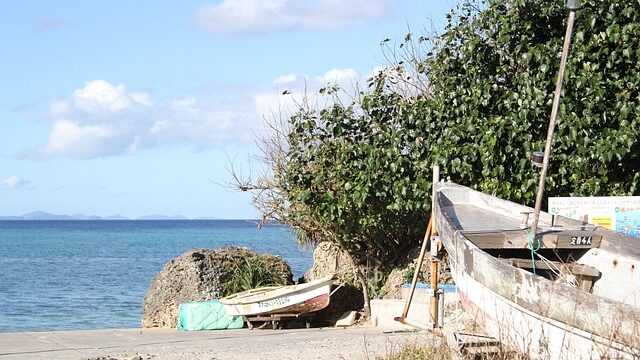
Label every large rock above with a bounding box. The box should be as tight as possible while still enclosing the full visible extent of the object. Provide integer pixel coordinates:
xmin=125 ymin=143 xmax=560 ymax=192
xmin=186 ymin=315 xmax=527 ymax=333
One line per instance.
xmin=304 ymin=241 xmax=355 ymax=284
xmin=303 ymin=241 xmax=363 ymax=324
xmin=142 ymin=247 xmax=293 ymax=328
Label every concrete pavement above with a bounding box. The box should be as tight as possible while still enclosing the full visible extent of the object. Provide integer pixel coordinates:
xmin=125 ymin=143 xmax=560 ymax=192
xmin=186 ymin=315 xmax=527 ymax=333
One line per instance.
xmin=0 ymin=326 xmax=439 ymax=360
xmin=0 ymin=293 xmax=463 ymax=359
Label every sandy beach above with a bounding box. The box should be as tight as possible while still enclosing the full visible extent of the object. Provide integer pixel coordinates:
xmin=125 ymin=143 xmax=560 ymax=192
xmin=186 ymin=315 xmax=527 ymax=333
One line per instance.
xmin=0 ymin=325 xmax=440 ymax=360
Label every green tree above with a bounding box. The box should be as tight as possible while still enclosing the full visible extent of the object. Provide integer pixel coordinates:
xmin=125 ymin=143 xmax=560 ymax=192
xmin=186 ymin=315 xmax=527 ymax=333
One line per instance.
xmin=423 ymin=0 xmax=639 ymax=201
xmin=232 ymin=0 xmax=640 ymax=316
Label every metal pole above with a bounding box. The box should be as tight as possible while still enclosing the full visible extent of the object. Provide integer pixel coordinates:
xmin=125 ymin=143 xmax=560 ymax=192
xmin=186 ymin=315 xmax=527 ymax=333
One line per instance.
xmin=530 ymin=4 xmax=579 ymax=237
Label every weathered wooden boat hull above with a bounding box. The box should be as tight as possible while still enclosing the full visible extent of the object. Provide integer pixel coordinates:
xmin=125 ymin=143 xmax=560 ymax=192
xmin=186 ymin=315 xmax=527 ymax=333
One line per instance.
xmin=269 ymin=293 xmax=330 ymax=314
xmin=434 ymin=182 xmax=640 ymax=359
xmin=220 ymin=276 xmax=334 ymax=316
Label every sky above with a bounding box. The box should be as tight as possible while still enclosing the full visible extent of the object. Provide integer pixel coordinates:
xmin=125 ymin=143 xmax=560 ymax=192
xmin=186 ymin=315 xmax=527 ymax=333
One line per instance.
xmin=0 ymin=0 xmax=454 ymax=219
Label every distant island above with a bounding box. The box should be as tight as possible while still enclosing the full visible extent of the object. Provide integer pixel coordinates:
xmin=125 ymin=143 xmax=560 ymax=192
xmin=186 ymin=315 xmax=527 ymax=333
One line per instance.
xmin=0 ymin=211 xmax=221 ymax=220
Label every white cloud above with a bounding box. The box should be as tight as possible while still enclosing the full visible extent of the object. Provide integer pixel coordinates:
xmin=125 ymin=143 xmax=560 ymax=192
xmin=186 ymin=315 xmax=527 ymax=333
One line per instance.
xmin=32 ymin=80 xmax=261 ymax=159
xmin=2 ymin=176 xmax=30 ymax=189
xmin=254 ymin=92 xmax=298 ymax=120
xmin=193 ymin=0 xmax=397 ymax=35
xmin=170 ymin=96 xmax=198 ymax=113
xmin=32 ymin=70 xmax=367 ymax=160
xmin=130 ymin=92 xmax=153 ymax=106
xmin=73 ymin=80 xmax=134 ymax=113
xmin=48 ymin=100 xmax=71 ymax=117
xmin=256 ymin=68 xmax=365 ymax=120
xmin=273 ymin=73 xmax=302 ymax=85
xmin=318 ymin=68 xmax=358 ymax=83
xmin=42 ymin=120 xmax=118 ymax=159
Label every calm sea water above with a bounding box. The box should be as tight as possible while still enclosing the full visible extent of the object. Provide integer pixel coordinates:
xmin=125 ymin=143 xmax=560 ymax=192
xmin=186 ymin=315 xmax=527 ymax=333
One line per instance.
xmin=0 ymin=220 xmax=313 ymax=333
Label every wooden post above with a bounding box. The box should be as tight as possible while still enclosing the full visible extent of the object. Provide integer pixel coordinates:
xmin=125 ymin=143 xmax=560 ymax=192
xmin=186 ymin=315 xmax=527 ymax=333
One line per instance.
xmin=430 ymin=259 xmax=439 ymax=324
xmin=432 ymin=165 xmax=439 ymax=212
xmin=396 ymin=165 xmax=441 ymax=328
xmin=430 ymin=165 xmax=440 ymax=325
xmin=397 ymin=165 xmax=440 ymax=322
xmin=530 ymin=6 xmax=578 ymax=237
xmin=400 ymin=219 xmax=432 ymax=319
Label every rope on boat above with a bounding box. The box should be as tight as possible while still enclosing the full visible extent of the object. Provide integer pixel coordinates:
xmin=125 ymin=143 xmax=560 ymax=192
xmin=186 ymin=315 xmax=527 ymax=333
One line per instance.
xmin=329 ymin=282 xmax=344 ymax=297
xmin=525 ymin=229 xmax=541 ymax=274
xmin=534 ymin=253 xmax=579 ymax=287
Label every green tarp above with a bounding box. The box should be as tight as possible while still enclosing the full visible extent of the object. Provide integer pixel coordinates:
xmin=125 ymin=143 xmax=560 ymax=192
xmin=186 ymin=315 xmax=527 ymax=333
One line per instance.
xmin=177 ymin=300 xmax=244 ymax=331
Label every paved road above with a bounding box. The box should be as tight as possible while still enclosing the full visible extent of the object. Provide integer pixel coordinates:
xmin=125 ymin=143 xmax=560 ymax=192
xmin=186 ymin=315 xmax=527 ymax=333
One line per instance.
xmin=0 ymin=326 xmax=438 ymax=360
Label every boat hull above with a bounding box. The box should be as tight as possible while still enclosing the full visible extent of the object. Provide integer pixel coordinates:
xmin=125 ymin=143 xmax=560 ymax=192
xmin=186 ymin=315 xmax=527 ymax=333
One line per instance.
xmin=451 ymin=253 xmax=636 ymax=359
xmin=220 ymin=276 xmax=334 ymax=316
xmin=434 ymin=182 xmax=640 ymax=359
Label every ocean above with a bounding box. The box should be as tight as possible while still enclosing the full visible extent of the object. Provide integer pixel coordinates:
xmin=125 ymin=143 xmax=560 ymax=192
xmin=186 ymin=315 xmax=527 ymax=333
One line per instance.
xmin=0 ymin=220 xmax=313 ymax=333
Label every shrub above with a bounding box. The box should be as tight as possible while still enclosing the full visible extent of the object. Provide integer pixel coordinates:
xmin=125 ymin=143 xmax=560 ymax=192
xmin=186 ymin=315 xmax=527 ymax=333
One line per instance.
xmin=223 ymin=258 xmax=285 ymax=296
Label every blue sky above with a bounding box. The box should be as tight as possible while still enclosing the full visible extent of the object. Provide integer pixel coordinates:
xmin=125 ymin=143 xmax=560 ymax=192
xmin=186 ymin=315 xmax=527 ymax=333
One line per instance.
xmin=1 ymin=0 xmax=454 ymax=219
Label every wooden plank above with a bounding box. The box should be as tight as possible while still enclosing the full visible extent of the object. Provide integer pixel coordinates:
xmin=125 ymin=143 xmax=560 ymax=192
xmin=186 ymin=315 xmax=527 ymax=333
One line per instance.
xmin=508 ymin=258 xmax=601 ymax=278
xmin=539 ymin=230 xmax=602 ymax=249
xmin=246 ymin=313 xmax=315 ymax=321
xmin=463 ymin=229 xmax=602 ymax=250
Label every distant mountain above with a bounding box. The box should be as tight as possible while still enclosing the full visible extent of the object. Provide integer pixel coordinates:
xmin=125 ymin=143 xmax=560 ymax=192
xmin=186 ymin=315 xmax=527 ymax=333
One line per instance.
xmin=0 ymin=211 xmax=222 ymax=220
xmin=0 ymin=215 xmax=21 ymax=220
xmin=0 ymin=211 xmax=92 ymax=220
xmin=19 ymin=211 xmax=75 ymax=220
xmin=103 ymin=215 xmax=129 ymax=220
xmin=136 ymin=214 xmax=189 ymax=220
xmin=71 ymin=213 xmax=104 ymax=220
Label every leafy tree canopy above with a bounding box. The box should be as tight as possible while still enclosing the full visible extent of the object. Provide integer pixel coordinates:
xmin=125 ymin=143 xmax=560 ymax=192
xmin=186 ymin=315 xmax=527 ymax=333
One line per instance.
xmin=235 ymin=0 xmax=640 ymax=301
xmin=425 ymin=0 xmax=639 ymax=203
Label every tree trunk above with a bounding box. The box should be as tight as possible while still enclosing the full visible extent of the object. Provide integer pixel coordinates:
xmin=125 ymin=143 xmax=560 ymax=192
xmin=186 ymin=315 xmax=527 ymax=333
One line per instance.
xmin=354 ymin=266 xmax=371 ymax=318
xmin=340 ymin=248 xmax=371 ymax=318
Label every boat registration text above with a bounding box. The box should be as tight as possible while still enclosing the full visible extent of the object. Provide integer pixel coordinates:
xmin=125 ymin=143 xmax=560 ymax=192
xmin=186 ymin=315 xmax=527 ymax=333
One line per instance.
xmin=570 ymin=236 xmax=592 ymax=245
xmin=258 ymin=297 xmax=291 ymax=308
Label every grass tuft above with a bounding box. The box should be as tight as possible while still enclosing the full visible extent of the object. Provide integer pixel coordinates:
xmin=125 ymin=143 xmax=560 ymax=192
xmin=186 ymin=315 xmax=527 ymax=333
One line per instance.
xmin=223 ymin=257 xmax=284 ymax=296
xmin=380 ymin=343 xmax=452 ymax=360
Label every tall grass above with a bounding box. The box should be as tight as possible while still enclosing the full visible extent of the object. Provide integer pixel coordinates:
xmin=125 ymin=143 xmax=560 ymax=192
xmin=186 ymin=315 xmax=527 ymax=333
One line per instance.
xmin=223 ymin=258 xmax=284 ymax=295
xmin=380 ymin=342 xmax=451 ymax=360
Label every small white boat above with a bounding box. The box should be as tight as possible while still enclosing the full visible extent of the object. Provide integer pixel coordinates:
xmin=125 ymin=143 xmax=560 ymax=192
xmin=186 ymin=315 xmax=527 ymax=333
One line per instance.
xmin=220 ymin=275 xmax=335 ymax=316
xmin=434 ymin=181 xmax=640 ymax=359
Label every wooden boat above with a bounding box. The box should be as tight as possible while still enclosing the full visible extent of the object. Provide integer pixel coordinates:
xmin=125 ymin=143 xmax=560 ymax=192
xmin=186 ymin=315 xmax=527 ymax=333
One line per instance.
xmin=220 ymin=275 xmax=335 ymax=316
xmin=434 ymin=181 xmax=640 ymax=359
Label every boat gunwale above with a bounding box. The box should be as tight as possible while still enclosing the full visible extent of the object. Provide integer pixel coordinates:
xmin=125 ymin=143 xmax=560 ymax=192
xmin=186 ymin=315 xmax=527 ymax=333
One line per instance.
xmin=219 ymin=275 xmax=335 ymax=305
xmin=434 ymin=182 xmax=640 ymax=349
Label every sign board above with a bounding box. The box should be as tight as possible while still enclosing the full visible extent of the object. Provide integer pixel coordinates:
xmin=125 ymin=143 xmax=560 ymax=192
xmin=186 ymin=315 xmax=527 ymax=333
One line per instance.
xmin=548 ymin=196 xmax=640 ymax=238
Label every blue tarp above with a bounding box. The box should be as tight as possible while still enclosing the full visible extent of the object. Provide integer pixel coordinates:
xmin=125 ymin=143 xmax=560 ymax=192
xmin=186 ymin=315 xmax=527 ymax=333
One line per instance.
xmin=401 ymin=282 xmax=457 ymax=293
xmin=177 ymin=300 xmax=244 ymax=331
